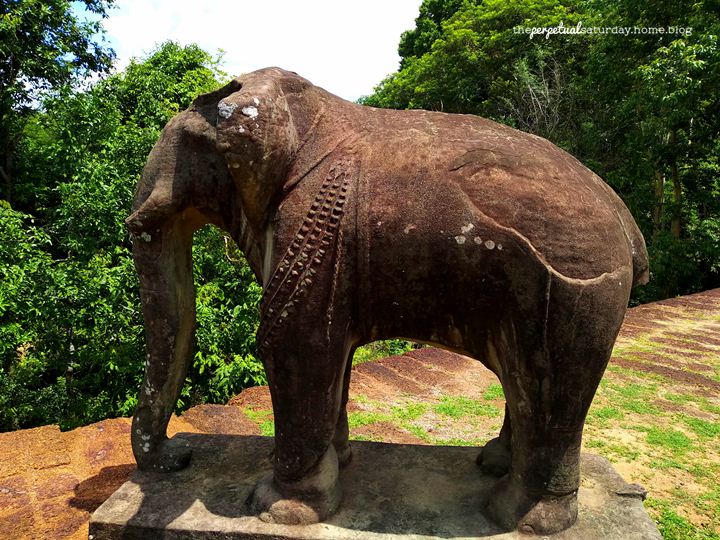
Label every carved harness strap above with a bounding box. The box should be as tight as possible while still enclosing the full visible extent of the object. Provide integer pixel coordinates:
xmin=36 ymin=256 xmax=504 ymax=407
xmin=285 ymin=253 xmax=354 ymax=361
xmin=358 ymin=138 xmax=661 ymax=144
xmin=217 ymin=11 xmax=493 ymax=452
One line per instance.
xmin=257 ymin=160 xmax=353 ymax=354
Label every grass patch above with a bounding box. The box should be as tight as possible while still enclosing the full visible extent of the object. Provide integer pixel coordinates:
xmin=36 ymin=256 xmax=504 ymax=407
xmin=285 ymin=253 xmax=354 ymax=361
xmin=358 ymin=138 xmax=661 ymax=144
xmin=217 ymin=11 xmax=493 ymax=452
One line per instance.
xmin=434 ymin=396 xmax=501 ymax=418
xmin=605 ymin=382 xmax=661 ymax=414
xmin=348 ymin=411 xmax=390 ymax=428
xmin=700 ymin=401 xmax=720 ymax=415
xmin=681 ymin=416 xmax=720 ymax=440
xmin=695 ymin=487 xmax=720 ymax=516
xmin=649 ymin=458 xmax=689 ymax=471
xmin=259 ymin=420 xmax=274 ymax=437
xmin=244 ymin=408 xmax=271 ymax=422
xmin=353 ymin=394 xmax=371 ymax=405
xmin=646 ymin=427 xmax=694 ymax=455
xmin=391 ymin=403 xmax=427 ymax=421
xmin=585 ymin=438 xmax=640 ymax=461
xmin=482 ymin=383 xmax=505 ymax=401
xmin=352 ymin=340 xmax=416 ymax=366
xmin=624 ymin=400 xmax=662 ymax=415
xmin=608 ymin=381 xmax=658 ymax=399
xmin=665 ymin=392 xmax=698 ymax=404
xmin=403 ymin=423 xmax=432 ymax=442
xmin=587 ymin=406 xmax=625 ymax=427
xmin=645 ymin=498 xmax=720 ymax=540
xmin=244 ymin=408 xmax=275 ymax=437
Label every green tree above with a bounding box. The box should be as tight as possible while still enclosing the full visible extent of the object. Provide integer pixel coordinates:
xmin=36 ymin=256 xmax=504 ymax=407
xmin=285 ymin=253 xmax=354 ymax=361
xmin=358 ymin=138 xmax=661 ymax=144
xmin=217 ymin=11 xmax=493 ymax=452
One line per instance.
xmin=0 ymin=0 xmax=115 ymax=207
xmin=1 ymin=42 xmax=265 ymax=431
xmin=575 ymin=0 xmax=720 ymax=298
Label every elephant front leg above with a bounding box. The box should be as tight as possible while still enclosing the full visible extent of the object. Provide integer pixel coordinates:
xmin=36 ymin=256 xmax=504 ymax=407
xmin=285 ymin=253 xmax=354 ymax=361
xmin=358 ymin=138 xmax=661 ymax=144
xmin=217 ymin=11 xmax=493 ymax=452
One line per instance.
xmin=332 ymin=350 xmax=355 ymax=468
xmin=250 ymin=331 xmax=353 ymax=525
xmin=130 ymin=218 xmax=196 ymax=472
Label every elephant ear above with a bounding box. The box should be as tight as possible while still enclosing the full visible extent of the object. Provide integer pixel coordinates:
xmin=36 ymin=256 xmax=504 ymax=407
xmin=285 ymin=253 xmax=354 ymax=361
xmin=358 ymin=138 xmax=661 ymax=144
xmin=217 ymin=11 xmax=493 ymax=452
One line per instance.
xmin=214 ymin=70 xmax=299 ymax=232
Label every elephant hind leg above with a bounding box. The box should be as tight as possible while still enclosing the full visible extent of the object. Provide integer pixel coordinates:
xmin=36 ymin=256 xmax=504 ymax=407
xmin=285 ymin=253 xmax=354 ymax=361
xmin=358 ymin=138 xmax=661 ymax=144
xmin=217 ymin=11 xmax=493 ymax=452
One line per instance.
xmin=486 ymin=272 xmax=630 ymax=534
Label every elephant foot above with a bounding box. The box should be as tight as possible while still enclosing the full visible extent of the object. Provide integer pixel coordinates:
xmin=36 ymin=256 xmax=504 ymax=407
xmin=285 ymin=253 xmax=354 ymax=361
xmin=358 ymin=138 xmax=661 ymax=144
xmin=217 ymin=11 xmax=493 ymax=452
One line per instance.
xmin=486 ymin=475 xmax=578 ymax=535
xmin=476 ymin=436 xmax=510 ymax=477
xmin=249 ymin=446 xmax=342 ymax=525
xmin=135 ymin=436 xmax=192 ymax=473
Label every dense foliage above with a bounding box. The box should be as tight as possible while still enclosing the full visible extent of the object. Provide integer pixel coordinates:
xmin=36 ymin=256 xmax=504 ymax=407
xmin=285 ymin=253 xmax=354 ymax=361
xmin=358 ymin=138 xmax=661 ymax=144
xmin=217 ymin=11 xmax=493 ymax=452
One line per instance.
xmin=363 ymin=0 xmax=720 ymax=301
xmin=0 ymin=40 xmax=264 ymax=431
xmin=0 ymin=0 xmax=115 ymax=205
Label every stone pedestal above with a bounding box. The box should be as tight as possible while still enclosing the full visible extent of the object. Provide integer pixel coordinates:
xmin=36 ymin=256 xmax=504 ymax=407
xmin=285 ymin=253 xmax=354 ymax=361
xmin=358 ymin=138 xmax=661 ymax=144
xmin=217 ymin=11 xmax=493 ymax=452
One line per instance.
xmin=89 ymin=433 xmax=660 ymax=539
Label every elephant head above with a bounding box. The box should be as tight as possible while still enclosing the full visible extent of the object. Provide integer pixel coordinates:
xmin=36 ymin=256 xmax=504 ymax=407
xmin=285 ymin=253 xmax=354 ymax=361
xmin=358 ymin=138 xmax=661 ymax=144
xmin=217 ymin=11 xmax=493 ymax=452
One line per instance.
xmin=124 ymin=69 xmax=308 ymax=470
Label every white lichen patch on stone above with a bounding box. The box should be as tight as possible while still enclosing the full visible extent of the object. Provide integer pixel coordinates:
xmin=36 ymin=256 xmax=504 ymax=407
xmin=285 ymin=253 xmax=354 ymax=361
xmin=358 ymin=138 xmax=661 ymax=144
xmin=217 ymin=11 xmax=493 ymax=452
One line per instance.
xmin=241 ymin=105 xmax=259 ymax=119
xmin=461 ymin=223 xmax=474 ymax=234
xmin=141 ymin=433 xmax=151 ymax=441
xmin=404 ymin=224 xmax=416 ymax=234
xmin=484 ymin=240 xmax=496 ymax=249
xmin=253 ymin=97 xmax=260 ymax=105
xmin=497 ymin=244 xmax=503 ymax=250
xmin=139 ymin=232 xmax=152 ymax=243
xmin=142 ymin=442 xmax=150 ymax=453
xmin=473 ymin=236 xmax=482 ymax=245
xmin=237 ymin=125 xmax=245 ymax=133
xmin=454 ymin=235 xmax=466 ymax=244
xmin=217 ymin=101 xmax=237 ymax=119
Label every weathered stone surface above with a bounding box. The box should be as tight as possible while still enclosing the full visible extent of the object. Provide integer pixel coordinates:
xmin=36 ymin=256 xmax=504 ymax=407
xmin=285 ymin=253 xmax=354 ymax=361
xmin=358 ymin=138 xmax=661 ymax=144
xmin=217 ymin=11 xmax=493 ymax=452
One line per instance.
xmin=90 ymin=433 xmax=661 ymax=540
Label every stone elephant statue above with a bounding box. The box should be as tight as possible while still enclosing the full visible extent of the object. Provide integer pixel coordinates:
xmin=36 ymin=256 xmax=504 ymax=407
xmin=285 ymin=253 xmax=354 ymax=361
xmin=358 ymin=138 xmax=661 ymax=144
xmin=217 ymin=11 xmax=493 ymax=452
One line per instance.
xmin=125 ymin=67 xmax=649 ymax=535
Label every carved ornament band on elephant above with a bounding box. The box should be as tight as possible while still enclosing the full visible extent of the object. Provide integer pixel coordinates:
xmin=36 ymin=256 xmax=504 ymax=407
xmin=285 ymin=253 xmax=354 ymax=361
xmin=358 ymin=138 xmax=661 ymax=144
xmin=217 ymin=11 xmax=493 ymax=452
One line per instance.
xmin=125 ymin=67 xmax=649 ymax=535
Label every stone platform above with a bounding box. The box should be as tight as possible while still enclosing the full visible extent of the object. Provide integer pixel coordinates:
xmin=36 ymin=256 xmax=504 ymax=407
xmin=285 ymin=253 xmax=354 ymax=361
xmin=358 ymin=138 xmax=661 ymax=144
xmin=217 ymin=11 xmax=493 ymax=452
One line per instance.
xmin=89 ymin=433 xmax=661 ymax=539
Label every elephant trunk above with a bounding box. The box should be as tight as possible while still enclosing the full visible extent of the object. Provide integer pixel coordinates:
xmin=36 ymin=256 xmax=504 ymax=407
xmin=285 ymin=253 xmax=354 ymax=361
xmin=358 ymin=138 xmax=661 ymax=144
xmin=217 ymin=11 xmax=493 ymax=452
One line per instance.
xmin=128 ymin=213 xmax=198 ymax=467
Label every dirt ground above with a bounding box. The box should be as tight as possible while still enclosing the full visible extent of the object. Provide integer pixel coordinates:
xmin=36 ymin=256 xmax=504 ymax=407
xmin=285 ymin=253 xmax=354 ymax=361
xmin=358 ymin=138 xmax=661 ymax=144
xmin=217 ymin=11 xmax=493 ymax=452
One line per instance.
xmin=0 ymin=289 xmax=718 ymax=539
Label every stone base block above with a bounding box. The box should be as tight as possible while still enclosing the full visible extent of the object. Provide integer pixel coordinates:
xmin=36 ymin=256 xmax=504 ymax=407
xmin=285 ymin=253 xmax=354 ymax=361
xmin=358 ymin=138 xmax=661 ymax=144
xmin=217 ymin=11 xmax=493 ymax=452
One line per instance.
xmin=89 ymin=433 xmax=660 ymax=539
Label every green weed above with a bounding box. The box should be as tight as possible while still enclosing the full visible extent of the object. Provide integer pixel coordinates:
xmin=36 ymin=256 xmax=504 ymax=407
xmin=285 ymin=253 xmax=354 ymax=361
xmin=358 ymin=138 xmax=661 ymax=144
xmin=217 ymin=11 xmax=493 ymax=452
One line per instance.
xmin=403 ymin=423 xmax=431 ymax=442
xmin=391 ymin=403 xmax=427 ymax=421
xmin=587 ymin=406 xmax=625 ymax=427
xmin=260 ymin=420 xmax=274 ymax=437
xmin=585 ymin=438 xmax=640 ymax=461
xmin=646 ymin=427 xmax=694 ymax=455
xmin=482 ymin=384 xmax=505 ymax=401
xmin=348 ymin=411 xmax=390 ymax=428
xmin=681 ymin=416 xmax=720 ymax=440
xmin=645 ymin=498 xmax=720 ymax=540
xmin=434 ymin=396 xmax=501 ymax=418
xmin=665 ymin=393 xmax=697 ymax=404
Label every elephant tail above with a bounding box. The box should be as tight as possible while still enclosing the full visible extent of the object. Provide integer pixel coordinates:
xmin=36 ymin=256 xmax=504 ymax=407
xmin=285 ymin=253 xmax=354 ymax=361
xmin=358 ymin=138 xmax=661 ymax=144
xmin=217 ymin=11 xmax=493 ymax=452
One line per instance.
xmin=595 ymin=177 xmax=649 ymax=288
xmin=621 ymin=207 xmax=649 ymax=287
xmin=629 ymin=225 xmax=650 ymax=287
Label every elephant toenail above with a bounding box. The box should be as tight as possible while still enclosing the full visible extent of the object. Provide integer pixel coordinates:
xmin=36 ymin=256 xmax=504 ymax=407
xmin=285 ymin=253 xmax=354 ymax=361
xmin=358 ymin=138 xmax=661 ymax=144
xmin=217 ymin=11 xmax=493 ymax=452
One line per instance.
xmin=519 ymin=523 xmax=535 ymax=534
